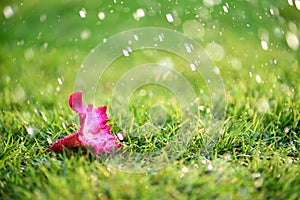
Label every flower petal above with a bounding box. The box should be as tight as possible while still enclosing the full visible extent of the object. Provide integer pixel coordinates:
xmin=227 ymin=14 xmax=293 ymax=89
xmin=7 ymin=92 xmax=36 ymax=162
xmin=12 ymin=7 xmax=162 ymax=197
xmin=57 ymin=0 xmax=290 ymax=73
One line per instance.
xmin=68 ymin=91 xmax=86 ymax=114
xmin=46 ymin=132 xmax=81 ymax=152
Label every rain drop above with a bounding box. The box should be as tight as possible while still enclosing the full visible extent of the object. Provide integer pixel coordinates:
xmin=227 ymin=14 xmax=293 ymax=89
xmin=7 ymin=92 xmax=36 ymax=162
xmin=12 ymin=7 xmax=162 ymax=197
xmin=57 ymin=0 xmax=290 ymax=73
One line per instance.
xmin=133 ymin=34 xmax=139 ymax=41
xmin=190 ymin=63 xmax=197 ymax=71
xmin=57 ymin=77 xmax=63 ymax=85
xmin=295 ymin=0 xmax=300 ymax=10
xmin=133 ymin=8 xmax=145 ymax=21
xmin=261 ymin=40 xmax=268 ymax=50
xmin=158 ymin=33 xmax=165 ymax=42
xmin=98 ymin=12 xmax=105 ymax=20
xmin=80 ymin=29 xmax=90 ymax=40
xmin=122 ymin=49 xmax=130 ymax=57
xmin=40 ymin=14 xmax=47 ymax=22
xmin=24 ymin=48 xmax=35 ymax=61
xmin=286 ymin=32 xmax=299 ymax=50
xmin=79 ymin=8 xmax=87 ymax=18
xmin=182 ymin=20 xmax=205 ymax=39
xmin=222 ymin=4 xmax=229 ymax=13
xmin=287 ymin=0 xmax=294 ymax=6
xmin=166 ymin=13 xmax=174 ymax=23
xmin=27 ymin=126 xmax=34 ymax=136
xmin=3 ymin=5 xmax=14 ymax=19
xmin=205 ymin=42 xmax=224 ymax=61
xmin=184 ymin=43 xmax=194 ymax=53
xmin=255 ymin=74 xmax=262 ymax=83
xmin=47 ymin=137 xmax=53 ymax=144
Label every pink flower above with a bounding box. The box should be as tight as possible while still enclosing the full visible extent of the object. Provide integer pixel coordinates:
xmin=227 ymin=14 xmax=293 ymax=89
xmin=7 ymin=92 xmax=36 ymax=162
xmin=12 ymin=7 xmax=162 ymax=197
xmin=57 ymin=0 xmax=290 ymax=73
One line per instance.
xmin=47 ymin=92 xmax=121 ymax=155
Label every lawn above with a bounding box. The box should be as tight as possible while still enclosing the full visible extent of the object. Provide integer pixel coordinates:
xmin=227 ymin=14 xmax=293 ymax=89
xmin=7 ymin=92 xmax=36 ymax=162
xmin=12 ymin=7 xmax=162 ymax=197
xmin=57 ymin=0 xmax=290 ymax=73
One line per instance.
xmin=0 ymin=0 xmax=300 ymax=199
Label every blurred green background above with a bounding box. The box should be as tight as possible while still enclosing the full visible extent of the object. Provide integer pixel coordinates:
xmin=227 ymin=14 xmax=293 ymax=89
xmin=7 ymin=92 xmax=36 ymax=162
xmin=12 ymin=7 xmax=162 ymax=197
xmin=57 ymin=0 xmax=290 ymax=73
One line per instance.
xmin=0 ymin=0 xmax=299 ymax=107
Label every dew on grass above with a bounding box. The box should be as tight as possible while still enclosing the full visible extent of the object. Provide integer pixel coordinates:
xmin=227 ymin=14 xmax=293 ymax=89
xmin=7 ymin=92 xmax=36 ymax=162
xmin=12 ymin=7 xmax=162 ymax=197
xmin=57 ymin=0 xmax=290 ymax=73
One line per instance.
xmin=257 ymin=98 xmax=270 ymax=113
xmin=207 ymin=163 xmax=214 ymax=171
xmin=40 ymin=14 xmax=47 ymax=22
xmin=181 ymin=166 xmax=189 ymax=173
xmin=27 ymin=126 xmax=34 ymax=136
xmin=3 ymin=5 xmax=14 ymax=19
xmin=47 ymin=137 xmax=52 ymax=144
xmin=41 ymin=111 xmax=48 ymax=122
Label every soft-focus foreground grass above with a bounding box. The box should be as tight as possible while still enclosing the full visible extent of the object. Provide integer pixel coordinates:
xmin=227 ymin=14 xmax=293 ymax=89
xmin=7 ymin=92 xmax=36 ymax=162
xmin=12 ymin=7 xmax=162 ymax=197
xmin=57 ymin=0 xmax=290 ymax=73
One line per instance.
xmin=1 ymin=1 xmax=300 ymax=199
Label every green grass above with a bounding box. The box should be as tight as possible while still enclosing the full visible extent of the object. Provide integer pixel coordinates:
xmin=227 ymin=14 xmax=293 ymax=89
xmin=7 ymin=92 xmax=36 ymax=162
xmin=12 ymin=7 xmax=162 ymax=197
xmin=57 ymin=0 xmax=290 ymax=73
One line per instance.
xmin=1 ymin=0 xmax=300 ymax=199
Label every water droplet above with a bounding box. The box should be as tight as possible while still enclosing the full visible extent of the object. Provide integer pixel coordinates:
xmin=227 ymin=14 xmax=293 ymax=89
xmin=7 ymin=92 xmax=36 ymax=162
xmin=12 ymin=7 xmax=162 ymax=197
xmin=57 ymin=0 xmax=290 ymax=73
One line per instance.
xmin=287 ymin=0 xmax=294 ymax=6
xmin=286 ymin=32 xmax=299 ymax=50
xmin=122 ymin=49 xmax=130 ymax=57
xmin=98 ymin=12 xmax=105 ymax=20
xmin=182 ymin=20 xmax=205 ymax=39
xmin=41 ymin=112 xmax=48 ymax=122
xmin=288 ymin=21 xmax=297 ymax=32
xmin=252 ymin=172 xmax=261 ymax=179
xmin=139 ymin=89 xmax=147 ymax=96
xmin=181 ymin=166 xmax=189 ymax=173
xmin=117 ymin=132 xmax=124 ymax=141
xmin=222 ymin=4 xmax=229 ymax=13
xmin=257 ymin=98 xmax=270 ymax=113
xmin=40 ymin=14 xmax=47 ymax=22
xmin=207 ymin=163 xmax=214 ymax=171
xmin=79 ymin=8 xmax=87 ymax=18
xmin=81 ymin=29 xmax=90 ymax=40
xmin=295 ymin=0 xmax=300 ymax=10
xmin=133 ymin=34 xmax=139 ymax=41
xmin=205 ymin=42 xmax=224 ymax=61
xmin=190 ymin=63 xmax=197 ymax=71
xmin=24 ymin=48 xmax=35 ymax=61
xmin=213 ymin=67 xmax=220 ymax=75
xmin=133 ymin=8 xmax=145 ymax=21
xmin=199 ymin=106 xmax=204 ymax=111
xmin=3 ymin=5 xmax=14 ymax=19
xmin=228 ymin=57 xmax=242 ymax=70
xmin=261 ymin=40 xmax=268 ymax=50
xmin=203 ymin=0 xmax=221 ymax=7
xmin=57 ymin=77 xmax=63 ymax=85
xmin=17 ymin=40 xmax=24 ymax=46
xmin=158 ymin=33 xmax=165 ymax=42
xmin=166 ymin=13 xmax=174 ymax=23
xmin=255 ymin=74 xmax=262 ymax=83
xmin=27 ymin=126 xmax=34 ymax=136
xmin=184 ymin=43 xmax=194 ymax=53
xmin=47 ymin=137 xmax=53 ymax=144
